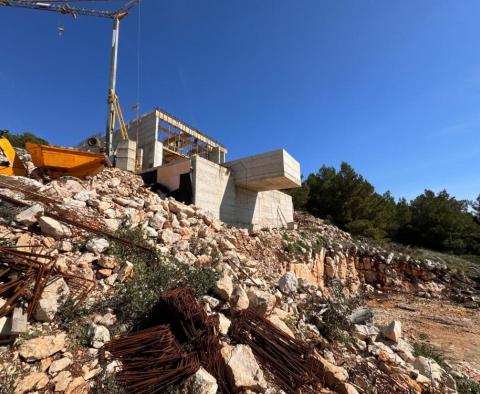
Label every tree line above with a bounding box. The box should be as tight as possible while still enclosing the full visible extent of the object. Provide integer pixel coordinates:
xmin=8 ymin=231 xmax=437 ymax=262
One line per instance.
xmin=289 ymin=162 xmax=480 ymax=256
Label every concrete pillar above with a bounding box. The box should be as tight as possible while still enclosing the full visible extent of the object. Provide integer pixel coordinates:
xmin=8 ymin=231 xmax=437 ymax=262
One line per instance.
xmin=116 ymin=140 xmax=137 ymax=172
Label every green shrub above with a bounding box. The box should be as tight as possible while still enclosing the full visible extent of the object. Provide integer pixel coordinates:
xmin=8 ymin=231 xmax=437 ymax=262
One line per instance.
xmin=93 ymin=373 xmax=126 ymax=394
xmin=412 ymin=342 xmax=446 ymax=368
xmin=110 ymin=253 xmax=218 ymax=327
xmin=456 ymin=377 xmax=480 ymax=394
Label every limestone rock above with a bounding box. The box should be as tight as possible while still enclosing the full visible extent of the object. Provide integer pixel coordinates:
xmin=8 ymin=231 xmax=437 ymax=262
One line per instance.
xmin=353 ymin=324 xmax=379 ymax=341
xmin=85 ymin=238 xmax=109 ymax=254
xmin=15 ymin=372 xmax=49 ymax=394
xmin=19 ymin=333 xmax=66 ymax=361
xmin=90 ymin=324 xmax=110 ymax=348
xmin=382 ymin=320 xmax=401 ymax=343
xmin=15 ymin=204 xmax=44 ymax=226
xmin=267 ymin=314 xmax=294 ymax=338
xmin=413 ymin=356 xmax=443 ymax=385
xmin=149 ymin=212 xmax=166 ymax=230
xmin=222 ymin=344 xmax=267 ymax=392
xmin=278 ymin=271 xmax=298 ymax=294
xmin=98 ymin=256 xmax=118 ymax=269
xmin=230 ymin=286 xmax=249 ymax=312
xmin=247 ymin=288 xmax=276 ymax=316
xmin=39 ymin=216 xmax=72 ymax=238
xmin=49 ymin=357 xmax=72 ymax=374
xmin=65 ymin=376 xmax=88 ymax=394
xmin=214 ymin=271 xmax=233 ymax=301
xmin=53 ymin=371 xmax=72 ymax=392
xmin=117 ymin=261 xmax=134 ymax=283
xmin=34 ymin=277 xmax=70 ymax=322
xmin=181 ymin=367 xmax=218 ymax=394
xmin=215 ymin=313 xmax=231 ymax=336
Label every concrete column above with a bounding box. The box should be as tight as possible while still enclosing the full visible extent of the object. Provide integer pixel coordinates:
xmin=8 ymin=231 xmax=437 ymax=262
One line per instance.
xmin=116 ymin=140 xmax=137 ymax=172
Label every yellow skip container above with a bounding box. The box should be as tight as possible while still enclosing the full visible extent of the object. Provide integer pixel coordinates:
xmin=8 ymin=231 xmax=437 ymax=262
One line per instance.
xmin=26 ymin=142 xmax=108 ymax=179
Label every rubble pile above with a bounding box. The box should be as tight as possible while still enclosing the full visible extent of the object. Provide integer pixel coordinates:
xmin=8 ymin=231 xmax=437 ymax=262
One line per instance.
xmin=0 ymin=168 xmax=478 ymax=393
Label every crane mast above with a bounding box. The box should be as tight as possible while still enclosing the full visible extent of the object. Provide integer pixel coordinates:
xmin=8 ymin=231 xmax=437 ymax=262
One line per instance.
xmin=0 ymin=0 xmax=139 ymax=157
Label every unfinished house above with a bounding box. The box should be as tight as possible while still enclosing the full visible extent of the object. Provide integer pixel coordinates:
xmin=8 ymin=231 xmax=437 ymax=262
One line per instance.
xmin=121 ymin=108 xmax=301 ymax=229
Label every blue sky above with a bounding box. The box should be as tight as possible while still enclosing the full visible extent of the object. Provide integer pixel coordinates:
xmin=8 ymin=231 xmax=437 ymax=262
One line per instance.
xmin=1 ymin=0 xmax=479 ymax=201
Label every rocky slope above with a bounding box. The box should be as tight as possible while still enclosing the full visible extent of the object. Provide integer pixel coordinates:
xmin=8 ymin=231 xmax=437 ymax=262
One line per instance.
xmin=0 ymin=168 xmax=478 ymax=394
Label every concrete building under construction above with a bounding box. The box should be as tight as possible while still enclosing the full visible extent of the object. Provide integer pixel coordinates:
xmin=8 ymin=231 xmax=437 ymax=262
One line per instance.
xmin=117 ymin=108 xmax=301 ymax=229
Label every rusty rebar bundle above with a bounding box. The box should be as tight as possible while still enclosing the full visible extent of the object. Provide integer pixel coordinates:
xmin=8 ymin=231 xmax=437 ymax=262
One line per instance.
xmin=147 ymin=288 xmax=233 ymax=394
xmin=105 ymin=325 xmax=200 ymax=393
xmin=106 ymin=288 xmax=233 ymax=394
xmin=0 ymin=245 xmax=94 ymax=320
xmin=229 ymin=309 xmax=324 ymax=394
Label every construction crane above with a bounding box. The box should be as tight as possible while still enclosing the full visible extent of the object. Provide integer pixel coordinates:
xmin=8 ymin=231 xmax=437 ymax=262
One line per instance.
xmin=0 ymin=0 xmax=139 ymax=157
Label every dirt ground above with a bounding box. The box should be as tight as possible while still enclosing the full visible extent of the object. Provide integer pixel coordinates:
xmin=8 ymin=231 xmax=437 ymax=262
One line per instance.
xmin=367 ymin=294 xmax=480 ymax=379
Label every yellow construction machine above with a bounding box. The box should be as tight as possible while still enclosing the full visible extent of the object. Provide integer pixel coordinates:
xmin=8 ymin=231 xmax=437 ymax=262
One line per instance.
xmin=0 ymin=131 xmax=27 ymax=176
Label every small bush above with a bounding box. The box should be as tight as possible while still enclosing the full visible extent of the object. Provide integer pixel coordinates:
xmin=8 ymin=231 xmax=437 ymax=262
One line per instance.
xmin=315 ymin=280 xmax=363 ymax=341
xmin=0 ymin=202 xmax=19 ymax=224
xmin=0 ymin=369 xmax=18 ymax=394
xmin=412 ymin=342 xmax=446 ymax=368
xmin=108 ymin=227 xmax=153 ymax=265
xmin=93 ymin=373 xmax=126 ymax=394
xmin=456 ymin=377 xmax=480 ymax=394
xmin=73 ymin=323 xmax=92 ymax=347
xmin=57 ymin=297 xmax=90 ymax=330
xmin=110 ymin=253 xmax=218 ymax=327
xmin=14 ymin=329 xmax=42 ymax=347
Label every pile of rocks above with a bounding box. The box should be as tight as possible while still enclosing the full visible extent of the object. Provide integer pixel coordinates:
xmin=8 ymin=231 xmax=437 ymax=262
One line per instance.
xmin=0 ymin=168 xmax=476 ymax=393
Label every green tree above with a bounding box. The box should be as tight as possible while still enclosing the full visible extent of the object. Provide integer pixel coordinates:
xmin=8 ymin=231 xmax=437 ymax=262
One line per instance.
xmin=404 ymin=190 xmax=480 ymax=254
xmin=286 ymin=175 xmax=310 ymax=210
xmin=304 ymin=162 xmax=396 ymax=240
xmin=474 ymin=195 xmax=480 ymax=224
xmin=4 ymin=131 xmax=49 ymax=148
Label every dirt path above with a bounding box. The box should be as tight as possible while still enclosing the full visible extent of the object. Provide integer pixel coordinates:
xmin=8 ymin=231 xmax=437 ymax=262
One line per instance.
xmin=367 ymin=294 xmax=480 ymax=378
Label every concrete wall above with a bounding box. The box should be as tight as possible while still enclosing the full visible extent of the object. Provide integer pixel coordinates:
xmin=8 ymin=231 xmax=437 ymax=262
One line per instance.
xmin=235 ymin=188 xmax=293 ymax=228
xmin=192 ymin=156 xmax=237 ymax=223
xmin=192 ymin=156 xmax=294 ymax=228
xmin=123 ymin=112 xmax=162 ymax=169
xmin=155 ymin=158 xmax=191 ymax=191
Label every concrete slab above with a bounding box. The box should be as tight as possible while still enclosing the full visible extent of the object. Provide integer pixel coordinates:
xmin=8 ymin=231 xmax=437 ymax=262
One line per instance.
xmin=224 ymin=149 xmax=301 ymax=191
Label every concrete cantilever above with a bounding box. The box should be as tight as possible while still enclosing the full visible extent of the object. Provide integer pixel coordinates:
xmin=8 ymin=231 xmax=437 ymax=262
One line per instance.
xmin=224 ymin=149 xmax=301 ymax=191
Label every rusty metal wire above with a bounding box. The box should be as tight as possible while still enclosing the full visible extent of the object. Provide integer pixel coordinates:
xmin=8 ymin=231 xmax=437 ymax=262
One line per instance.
xmin=106 ymin=288 xmax=233 ymax=394
xmin=0 ymin=188 xmax=155 ymax=255
xmin=146 ymin=288 xmax=233 ymax=394
xmin=230 ymin=309 xmax=324 ymax=394
xmin=105 ymin=325 xmax=200 ymax=394
xmin=0 ymin=245 xmax=94 ymax=320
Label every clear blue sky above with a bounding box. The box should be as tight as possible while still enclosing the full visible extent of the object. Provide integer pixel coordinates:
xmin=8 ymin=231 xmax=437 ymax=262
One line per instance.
xmin=1 ymin=1 xmax=479 ymax=201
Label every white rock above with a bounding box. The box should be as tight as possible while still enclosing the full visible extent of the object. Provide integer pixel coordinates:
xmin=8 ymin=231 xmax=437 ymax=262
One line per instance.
xmin=85 ymin=238 xmax=109 ymax=254
xmin=278 ymin=271 xmax=298 ymax=294
xmin=117 ymin=261 xmax=134 ymax=282
xmin=149 ymin=212 xmax=166 ymax=230
xmin=247 ymin=288 xmax=276 ymax=316
xmin=382 ymin=320 xmax=401 ymax=343
xmin=53 ymin=371 xmax=72 ymax=392
xmin=214 ymin=271 xmax=233 ymax=301
xmin=39 ymin=216 xmax=71 ymax=238
xmin=34 ymin=278 xmax=70 ymax=322
xmin=90 ymin=324 xmax=110 ymax=349
xmin=230 ymin=286 xmax=249 ymax=312
xmin=14 ymin=372 xmax=49 ymax=394
xmin=48 ymin=357 xmax=72 ymax=374
xmin=267 ymin=314 xmax=294 ymax=338
xmin=15 ymin=204 xmax=44 ymax=226
xmin=182 ymin=367 xmax=218 ymax=394
xmin=222 ymin=344 xmax=267 ymax=392
xmin=215 ymin=313 xmax=231 ymax=336
xmin=19 ymin=333 xmax=67 ymax=361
